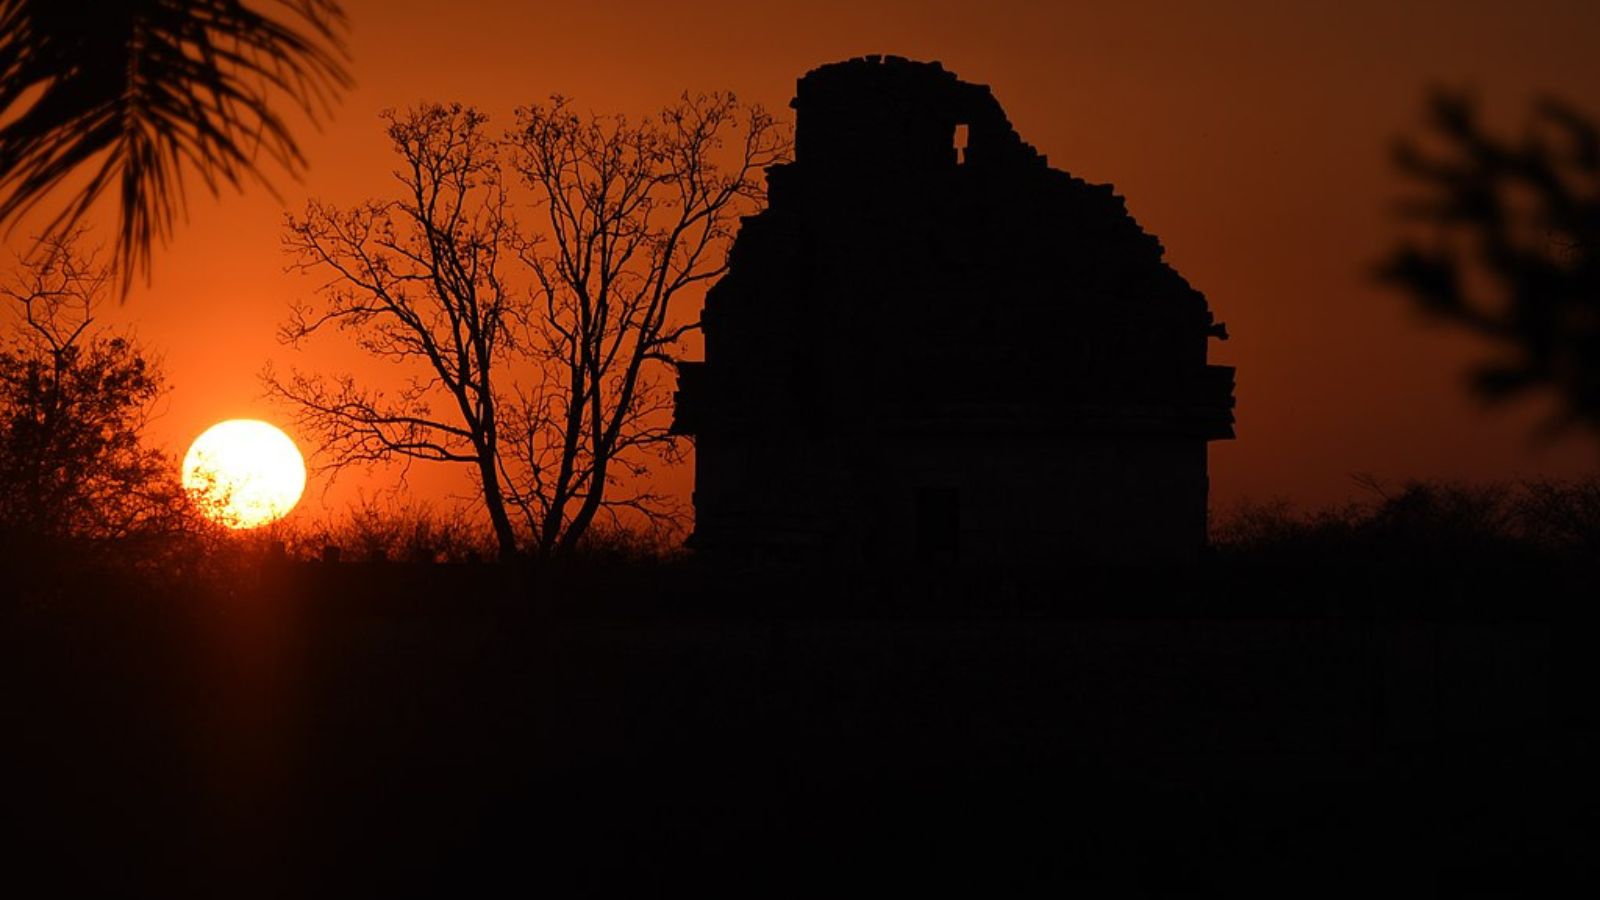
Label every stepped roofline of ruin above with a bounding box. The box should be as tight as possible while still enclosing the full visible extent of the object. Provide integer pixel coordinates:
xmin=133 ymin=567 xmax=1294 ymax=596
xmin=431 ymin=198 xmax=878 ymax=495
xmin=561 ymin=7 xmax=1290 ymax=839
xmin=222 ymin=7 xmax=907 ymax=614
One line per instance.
xmin=788 ymin=55 xmax=1046 ymax=172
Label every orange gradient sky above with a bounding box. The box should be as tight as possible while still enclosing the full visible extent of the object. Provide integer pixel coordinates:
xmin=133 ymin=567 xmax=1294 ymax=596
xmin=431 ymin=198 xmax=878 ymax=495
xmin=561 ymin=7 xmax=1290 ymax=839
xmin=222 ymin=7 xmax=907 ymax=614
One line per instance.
xmin=13 ymin=0 xmax=1600 ymax=526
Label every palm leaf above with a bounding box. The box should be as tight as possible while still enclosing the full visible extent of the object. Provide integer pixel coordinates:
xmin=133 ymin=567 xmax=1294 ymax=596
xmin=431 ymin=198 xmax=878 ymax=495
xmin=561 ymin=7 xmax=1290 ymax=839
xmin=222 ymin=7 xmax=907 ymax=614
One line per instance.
xmin=0 ymin=0 xmax=350 ymax=290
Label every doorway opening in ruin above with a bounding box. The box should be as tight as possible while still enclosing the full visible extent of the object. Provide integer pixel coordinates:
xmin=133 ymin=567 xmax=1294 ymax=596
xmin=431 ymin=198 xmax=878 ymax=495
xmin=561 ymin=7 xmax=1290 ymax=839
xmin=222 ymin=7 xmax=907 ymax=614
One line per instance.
xmin=953 ymin=123 xmax=969 ymax=165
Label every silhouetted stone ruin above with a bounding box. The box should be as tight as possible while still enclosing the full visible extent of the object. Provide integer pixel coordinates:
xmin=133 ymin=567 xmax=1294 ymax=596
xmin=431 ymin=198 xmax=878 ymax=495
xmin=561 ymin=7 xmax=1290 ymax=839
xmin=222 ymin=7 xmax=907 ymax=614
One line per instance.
xmin=673 ymin=56 xmax=1236 ymax=565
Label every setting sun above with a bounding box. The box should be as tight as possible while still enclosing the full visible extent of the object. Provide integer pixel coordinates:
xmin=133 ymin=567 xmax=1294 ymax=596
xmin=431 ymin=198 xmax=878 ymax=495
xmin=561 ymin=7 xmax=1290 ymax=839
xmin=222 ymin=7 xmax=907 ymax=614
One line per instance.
xmin=182 ymin=419 xmax=307 ymax=529
xmin=4 ymin=3 xmax=1590 ymax=893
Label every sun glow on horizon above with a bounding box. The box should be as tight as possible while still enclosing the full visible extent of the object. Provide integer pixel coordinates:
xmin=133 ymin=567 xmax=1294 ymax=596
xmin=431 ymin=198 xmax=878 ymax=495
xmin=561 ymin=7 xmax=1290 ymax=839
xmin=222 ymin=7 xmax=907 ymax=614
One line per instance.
xmin=182 ymin=419 xmax=307 ymax=529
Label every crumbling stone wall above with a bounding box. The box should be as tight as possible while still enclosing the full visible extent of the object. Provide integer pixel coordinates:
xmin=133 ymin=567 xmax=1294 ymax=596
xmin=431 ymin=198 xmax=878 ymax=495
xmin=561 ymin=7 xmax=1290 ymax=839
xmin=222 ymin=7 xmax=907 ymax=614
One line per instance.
xmin=674 ymin=56 xmax=1235 ymax=565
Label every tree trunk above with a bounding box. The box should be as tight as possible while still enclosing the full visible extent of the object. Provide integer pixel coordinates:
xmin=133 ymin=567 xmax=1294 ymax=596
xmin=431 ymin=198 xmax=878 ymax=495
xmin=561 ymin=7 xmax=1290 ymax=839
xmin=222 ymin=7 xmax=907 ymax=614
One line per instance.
xmin=477 ymin=454 xmax=519 ymax=559
xmin=556 ymin=452 xmax=606 ymax=555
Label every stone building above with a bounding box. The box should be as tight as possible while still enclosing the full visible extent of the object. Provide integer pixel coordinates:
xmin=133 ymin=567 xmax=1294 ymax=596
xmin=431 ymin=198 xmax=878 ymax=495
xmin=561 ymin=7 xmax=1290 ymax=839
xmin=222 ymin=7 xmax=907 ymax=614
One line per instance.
xmin=672 ymin=56 xmax=1235 ymax=565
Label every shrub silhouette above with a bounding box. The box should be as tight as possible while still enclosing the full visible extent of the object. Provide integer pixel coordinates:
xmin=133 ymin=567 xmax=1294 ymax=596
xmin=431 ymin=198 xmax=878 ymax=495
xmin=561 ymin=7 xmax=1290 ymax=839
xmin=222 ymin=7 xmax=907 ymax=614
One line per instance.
xmin=0 ymin=232 xmax=211 ymax=575
xmin=292 ymin=497 xmax=495 ymax=564
xmin=1213 ymin=476 xmax=1600 ymax=565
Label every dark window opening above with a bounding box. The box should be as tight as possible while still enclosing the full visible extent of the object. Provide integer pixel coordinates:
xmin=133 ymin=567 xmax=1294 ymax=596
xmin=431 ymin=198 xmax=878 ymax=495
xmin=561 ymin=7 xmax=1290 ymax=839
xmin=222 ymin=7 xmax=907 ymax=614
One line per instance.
xmin=953 ymin=123 xmax=969 ymax=165
xmin=914 ymin=486 xmax=961 ymax=563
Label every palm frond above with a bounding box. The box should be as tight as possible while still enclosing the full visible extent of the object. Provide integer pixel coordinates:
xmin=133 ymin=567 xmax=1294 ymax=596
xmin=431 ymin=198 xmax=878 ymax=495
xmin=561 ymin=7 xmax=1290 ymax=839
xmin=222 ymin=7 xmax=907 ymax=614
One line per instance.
xmin=0 ymin=0 xmax=351 ymax=291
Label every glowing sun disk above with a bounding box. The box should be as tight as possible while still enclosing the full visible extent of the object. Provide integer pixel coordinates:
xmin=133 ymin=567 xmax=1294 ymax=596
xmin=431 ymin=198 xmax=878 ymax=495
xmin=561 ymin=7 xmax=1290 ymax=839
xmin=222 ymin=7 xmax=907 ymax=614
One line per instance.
xmin=182 ymin=419 xmax=306 ymax=529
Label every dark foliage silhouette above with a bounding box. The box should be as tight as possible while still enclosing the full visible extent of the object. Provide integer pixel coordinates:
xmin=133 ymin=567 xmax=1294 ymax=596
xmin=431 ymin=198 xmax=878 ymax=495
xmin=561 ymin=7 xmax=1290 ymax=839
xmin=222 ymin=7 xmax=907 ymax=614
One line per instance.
xmin=294 ymin=496 xmax=496 ymax=564
xmin=1515 ymin=475 xmax=1600 ymax=553
xmin=267 ymin=98 xmax=787 ymax=558
xmin=1380 ymin=90 xmax=1600 ymax=434
xmin=1213 ymin=474 xmax=1600 ymax=564
xmin=273 ymin=495 xmax=678 ymax=566
xmin=0 ymin=232 xmax=197 ymax=558
xmin=0 ymin=0 xmax=349 ymax=288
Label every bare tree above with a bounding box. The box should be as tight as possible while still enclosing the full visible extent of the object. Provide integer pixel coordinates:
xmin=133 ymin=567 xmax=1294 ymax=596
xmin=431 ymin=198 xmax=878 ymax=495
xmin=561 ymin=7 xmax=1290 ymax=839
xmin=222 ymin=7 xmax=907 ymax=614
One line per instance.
xmin=505 ymin=94 xmax=788 ymax=555
xmin=268 ymin=96 xmax=788 ymax=559
xmin=268 ymin=104 xmax=524 ymax=557
xmin=0 ymin=231 xmax=194 ymax=549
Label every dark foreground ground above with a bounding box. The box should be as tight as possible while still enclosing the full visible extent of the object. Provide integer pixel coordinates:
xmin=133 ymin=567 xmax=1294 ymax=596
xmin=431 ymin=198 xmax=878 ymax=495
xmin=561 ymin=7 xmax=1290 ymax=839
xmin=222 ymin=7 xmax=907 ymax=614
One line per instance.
xmin=5 ymin=558 xmax=1588 ymax=897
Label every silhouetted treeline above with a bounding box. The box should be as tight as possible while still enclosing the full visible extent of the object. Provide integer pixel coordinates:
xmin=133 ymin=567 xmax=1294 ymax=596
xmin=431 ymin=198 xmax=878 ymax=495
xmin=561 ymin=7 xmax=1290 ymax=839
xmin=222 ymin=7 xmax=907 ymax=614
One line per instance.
xmin=8 ymin=475 xmax=1600 ymax=602
xmin=10 ymin=478 xmax=1598 ymax=639
xmin=1213 ymin=476 xmax=1600 ymax=564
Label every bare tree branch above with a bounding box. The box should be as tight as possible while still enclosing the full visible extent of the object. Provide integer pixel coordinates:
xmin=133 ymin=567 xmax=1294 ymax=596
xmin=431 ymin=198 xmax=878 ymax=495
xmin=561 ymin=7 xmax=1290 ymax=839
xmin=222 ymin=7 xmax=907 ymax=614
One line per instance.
xmin=271 ymin=96 xmax=791 ymax=558
xmin=506 ymin=92 xmax=789 ymax=554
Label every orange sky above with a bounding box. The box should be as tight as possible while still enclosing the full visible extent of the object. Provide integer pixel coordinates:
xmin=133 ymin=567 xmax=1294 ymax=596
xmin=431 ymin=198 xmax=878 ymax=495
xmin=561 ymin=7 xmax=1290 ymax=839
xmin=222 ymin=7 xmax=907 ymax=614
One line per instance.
xmin=19 ymin=0 xmax=1600 ymax=527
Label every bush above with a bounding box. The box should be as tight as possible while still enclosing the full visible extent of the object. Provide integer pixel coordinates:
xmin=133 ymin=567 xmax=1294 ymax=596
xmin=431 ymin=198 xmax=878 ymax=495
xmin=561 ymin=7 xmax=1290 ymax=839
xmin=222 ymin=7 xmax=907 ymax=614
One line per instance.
xmin=1212 ymin=476 xmax=1600 ymax=564
xmin=0 ymin=234 xmax=213 ymax=578
xmin=289 ymin=496 xmax=497 ymax=564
